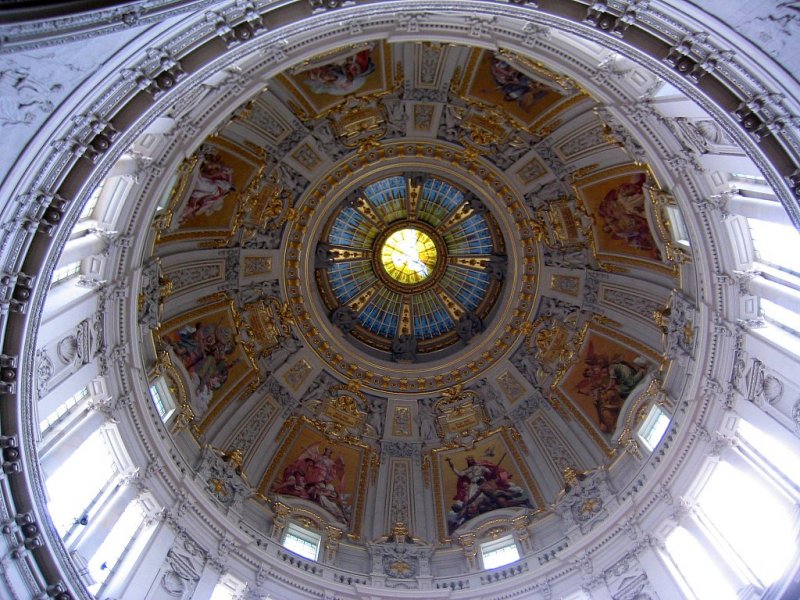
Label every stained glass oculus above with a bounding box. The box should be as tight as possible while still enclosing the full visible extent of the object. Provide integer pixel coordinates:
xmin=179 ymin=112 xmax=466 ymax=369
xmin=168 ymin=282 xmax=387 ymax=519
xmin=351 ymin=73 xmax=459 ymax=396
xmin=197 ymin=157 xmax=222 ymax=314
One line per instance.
xmin=317 ymin=174 xmax=506 ymax=359
xmin=380 ymin=228 xmax=438 ymax=285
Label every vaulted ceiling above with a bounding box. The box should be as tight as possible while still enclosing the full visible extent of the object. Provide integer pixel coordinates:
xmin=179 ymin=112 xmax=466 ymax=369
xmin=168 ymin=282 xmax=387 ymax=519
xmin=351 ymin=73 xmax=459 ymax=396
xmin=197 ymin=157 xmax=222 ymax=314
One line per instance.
xmin=145 ymin=36 xmax=685 ymax=547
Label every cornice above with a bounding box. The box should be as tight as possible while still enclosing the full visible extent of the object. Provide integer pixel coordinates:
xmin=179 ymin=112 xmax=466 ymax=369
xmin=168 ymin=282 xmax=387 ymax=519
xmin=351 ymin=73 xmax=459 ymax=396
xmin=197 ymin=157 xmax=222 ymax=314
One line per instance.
xmin=0 ymin=0 xmax=220 ymax=52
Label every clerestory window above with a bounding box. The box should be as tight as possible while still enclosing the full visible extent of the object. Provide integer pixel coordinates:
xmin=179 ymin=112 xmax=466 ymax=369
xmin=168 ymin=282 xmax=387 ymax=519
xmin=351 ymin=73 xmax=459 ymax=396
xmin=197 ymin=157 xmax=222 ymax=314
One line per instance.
xmin=480 ymin=534 xmax=520 ymax=570
xmin=282 ymin=522 xmax=322 ymax=561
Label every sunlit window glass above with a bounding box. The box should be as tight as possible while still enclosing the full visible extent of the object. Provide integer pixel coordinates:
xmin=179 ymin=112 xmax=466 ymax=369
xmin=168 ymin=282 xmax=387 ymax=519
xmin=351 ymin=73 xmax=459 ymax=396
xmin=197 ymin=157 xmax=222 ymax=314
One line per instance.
xmin=731 ymin=172 xmax=767 ymax=183
xmin=638 ymin=404 xmax=670 ymax=452
xmin=696 ymin=461 xmax=796 ymax=586
xmin=149 ymin=378 xmax=175 ymax=421
xmin=381 ymin=228 xmax=438 ymax=285
xmin=761 ymin=298 xmax=800 ymax=335
xmin=45 ymin=430 xmax=117 ymax=535
xmin=51 ymin=261 xmax=81 ymax=287
xmin=480 ymin=535 xmax=520 ymax=569
xmin=664 ymin=526 xmax=738 ymax=600
xmin=748 ymin=218 xmax=800 ymax=275
xmin=80 ymin=183 xmax=104 ymax=221
xmin=40 ymin=386 xmax=89 ymax=433
xmin=87 ymin=499 xmax=144 ymax=592
xmin=209 ymin=574 xmax=245 ymax=600
xmin=737 ymin=419 xmax=800 ymax=484
xmin=282 ymin=523 xmax=321 ymax=561
xmin=665 ymin=205 xmax=690 ymax=247
xmin=209 ymin=584 xmax=236 ymax=600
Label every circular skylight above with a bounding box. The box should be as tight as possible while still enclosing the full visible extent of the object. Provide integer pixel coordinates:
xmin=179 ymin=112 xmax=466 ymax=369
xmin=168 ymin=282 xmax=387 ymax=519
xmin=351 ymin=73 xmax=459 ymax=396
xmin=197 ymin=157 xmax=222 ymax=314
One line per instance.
xmin=380 ymin=228 xmax=438 ymax=285
xmin=313 ymin=171 xmax=507 ymax=362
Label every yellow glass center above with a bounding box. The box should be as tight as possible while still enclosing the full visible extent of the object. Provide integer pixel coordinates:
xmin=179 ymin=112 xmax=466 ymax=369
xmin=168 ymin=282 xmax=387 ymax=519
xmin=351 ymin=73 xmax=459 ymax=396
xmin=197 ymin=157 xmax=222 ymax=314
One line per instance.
xmin=381 ymin=228 xmax=438 ymax=285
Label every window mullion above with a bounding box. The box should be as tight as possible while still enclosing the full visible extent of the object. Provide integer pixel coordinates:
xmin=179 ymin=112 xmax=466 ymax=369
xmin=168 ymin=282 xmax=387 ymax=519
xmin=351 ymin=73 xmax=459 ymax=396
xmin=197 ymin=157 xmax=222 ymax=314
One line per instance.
xmin=683 ymin=517 xmax=750 ymax=596
xmin=61 ymin=471 xmax=122 ymax=547
xmin=692 ymin=504 xmax=765 ymax=590
xmin=734 ymin=439 xmax=800 ymax=501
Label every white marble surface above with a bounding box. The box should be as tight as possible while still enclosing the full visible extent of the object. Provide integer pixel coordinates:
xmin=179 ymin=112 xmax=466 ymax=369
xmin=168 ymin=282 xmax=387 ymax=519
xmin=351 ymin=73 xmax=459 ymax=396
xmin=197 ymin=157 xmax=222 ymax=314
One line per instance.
xmin=0 ymin=28 xmax=143 ymax=184
xmin=686 ymin=0 xmax=800 ymax=84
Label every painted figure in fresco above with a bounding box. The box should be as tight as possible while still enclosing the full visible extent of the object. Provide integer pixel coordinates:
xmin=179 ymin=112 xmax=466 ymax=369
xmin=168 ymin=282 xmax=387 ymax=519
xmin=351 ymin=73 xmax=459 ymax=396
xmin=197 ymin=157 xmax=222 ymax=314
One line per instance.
xmin=489 ymin=57 xmax=549 ymax=112
xmin=445 ymin=454 xmax=531 ymax=534
xmin=162 ymin=321 xmax=239 ymax=415
xmin=575 ymin=342 xmax=649 ymax=434
xmin=596 ymin=173 xmax=660 ymax=259
xmin=273 ymin=443 xmax=351 ymax=525
xmin=304 ymin=48 xmax=375 ymax=96
xmin=177 ymin=152 xmax=235 ymax=225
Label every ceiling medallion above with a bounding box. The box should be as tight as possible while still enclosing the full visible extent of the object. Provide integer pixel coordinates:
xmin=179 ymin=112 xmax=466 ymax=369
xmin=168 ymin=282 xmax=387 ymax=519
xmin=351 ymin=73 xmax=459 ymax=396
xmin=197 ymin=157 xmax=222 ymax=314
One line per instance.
xmin=286 ymin=141 xmax=541 ymax=394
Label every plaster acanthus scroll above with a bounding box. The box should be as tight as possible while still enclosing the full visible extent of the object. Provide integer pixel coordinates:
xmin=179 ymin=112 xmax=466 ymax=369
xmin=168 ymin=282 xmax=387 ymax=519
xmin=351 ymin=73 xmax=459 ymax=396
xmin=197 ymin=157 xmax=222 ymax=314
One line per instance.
xmin=554 ymin=468 xmax=615 ymax=536
xmin=139 ymin=258 xmax=172 ymax=329
xmin=195 ymin=446 xmax=252 ymax=514
xmin=601 ymin=553 xmax=661 ymax=600
xmin=228 ymin=399 xmax=279 ymax=457
xmin=527 ymin=415 xmax=580 ymax=474
xmin=601 ymin=286 xmax=663 ymax=324
xmin=520 ymin=22 xmax=551 ymax=47
xmin=162 ymin=263 xmax=223 ymax=295
xmin=792 ymin=398 xmax=800 ymax=433
xmin=34 ymin=349 xmax=53 ymax=397
xmin=654 ymin=291 xmax=697 ymax=361
xmin=381 ymin=441 xmax=419 ymax=458
xmin=388 ymin=461 xmax=411 ymax=526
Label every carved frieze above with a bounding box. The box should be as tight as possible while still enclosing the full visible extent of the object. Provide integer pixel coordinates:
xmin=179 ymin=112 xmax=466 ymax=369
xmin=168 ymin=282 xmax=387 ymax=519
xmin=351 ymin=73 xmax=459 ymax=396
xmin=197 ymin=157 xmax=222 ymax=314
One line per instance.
xmin=160 ymin=536 xmax=207 ymax=600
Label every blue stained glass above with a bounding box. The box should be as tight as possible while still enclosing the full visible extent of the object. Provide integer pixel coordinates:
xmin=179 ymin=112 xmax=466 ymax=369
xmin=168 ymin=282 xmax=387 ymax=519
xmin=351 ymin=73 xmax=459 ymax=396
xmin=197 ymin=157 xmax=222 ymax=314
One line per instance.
xmin=412 ymin=291 xmax=454 ymax=339
xmin=440 ymin=265 xmax=490 ymax=311
xmin=328 ymin=260 xmax=376 ymax=304
xmin=320 ymin=174 xmax=500 ymax=348
xmin=364 ymin=176 xmax=406 ymax=223
xmin=444 ymin=214 xmax=493 ymax=254
xmin=418 ymin=179 xmax=464 ymax=226
xmin=329 ymin=206 xmax=378 ymax=247
xmin=358 ymin=288 xmax=401 ymax=337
